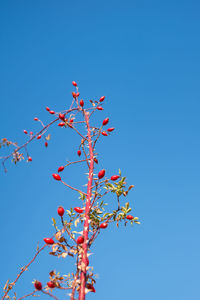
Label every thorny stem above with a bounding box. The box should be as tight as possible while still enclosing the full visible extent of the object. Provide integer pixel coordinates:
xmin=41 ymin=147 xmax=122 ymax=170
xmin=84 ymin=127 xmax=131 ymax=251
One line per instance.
xmin=78 ymin=111 xmax=94 ymax=300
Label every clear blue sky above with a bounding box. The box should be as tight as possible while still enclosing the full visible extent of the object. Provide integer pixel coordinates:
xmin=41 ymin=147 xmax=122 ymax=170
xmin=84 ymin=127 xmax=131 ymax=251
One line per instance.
xmin=0 ymin=1 xmax=200 ymax=299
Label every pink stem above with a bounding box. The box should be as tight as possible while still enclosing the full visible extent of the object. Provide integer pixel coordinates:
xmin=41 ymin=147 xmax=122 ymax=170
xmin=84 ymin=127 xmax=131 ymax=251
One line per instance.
xmin=78 ymin=112 xmax=94 ymax=300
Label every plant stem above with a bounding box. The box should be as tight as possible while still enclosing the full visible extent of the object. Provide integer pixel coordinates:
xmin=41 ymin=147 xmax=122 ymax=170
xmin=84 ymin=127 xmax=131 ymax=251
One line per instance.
xmin=78 ymin=112 xmax=94 ymax=300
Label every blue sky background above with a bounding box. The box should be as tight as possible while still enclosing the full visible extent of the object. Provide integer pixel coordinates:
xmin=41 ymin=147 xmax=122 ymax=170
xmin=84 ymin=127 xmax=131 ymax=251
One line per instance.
xmin=0 ymin=1 xmax=200 ymax=299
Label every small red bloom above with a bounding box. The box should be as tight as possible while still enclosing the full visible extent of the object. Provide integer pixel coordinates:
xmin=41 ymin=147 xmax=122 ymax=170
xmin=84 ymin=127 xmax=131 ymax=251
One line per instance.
xmin=74 ymin=207 xmax=84 ymax=213
xmin=126 ymin=215 xmax=134 ymax=220
xmin=59 ymin=113 xmax=65 ymax=121
xmin=98 ymin=169 xmax=105 ymax=179
xmin=43 ymin=238 xmax=54 ymax=245
xmin=72 ymin=81 xmax=77 ymax=87
xmin=34 ymin=281 xmax=42 ymax=290
xmin=28 ymin=156 xmax=32 ymax=162
xmin=77 ymin=150 xmax=81 ymax=156
xmin=107 ymin=127 xmax=115 ymax=132
xmin=58 ymin=122 xmax=65 ymax=127
xmin=111 ymin=175 xmax=120 ymax=181
xmin=102 ymin=118 xmax=109 ymax=126
xmin=57 ymin=206 xmax=65 ymax=217
xmin=24 ymin=130 xmax=28 ymax=134
xmin=100 ymin=222 xmax=108 ymax=229
xmin=47 ymin=281 xmax=56 ymax=289
xmin=77 ymin=236 xmax=84 ymax=244
xmin=58 ymin=166 xmax=64 ymax=172
xmin=101 ymin=131 xmax=108 ymax=136
xmin=34 ymin=117 xmax=38 ymax=121
xmin=80 ymin=99 xmax=84 ymax=107
xmin=99 ymin=96 xmax=105 ymax=102
xmin=52 ymin=174 xmax=61 ymax=181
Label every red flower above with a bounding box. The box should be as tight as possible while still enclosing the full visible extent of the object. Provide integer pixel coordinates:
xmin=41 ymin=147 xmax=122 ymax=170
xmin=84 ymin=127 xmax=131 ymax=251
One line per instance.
xmin=101 ymin=131 xmax=108 ymax=136
xmin=44 ymin=238 xmax=54 ymax=245
xmin=74 ymin=207 xmax=84 ymax=213
xmin=47 ymin=281 xmax=56 ymax=289
xmin=107 ymin=127 xmax=115 ymax=132
xmin=52 ymin=174 xmax=61 ymax=181
xmin=98 ymin=169 xmax=105 ymax=179
xmin=77 ymin=236 xmax=84 ymax=244
xmin=34 ymin=281 xmax=42 ymax=290
xmin=59 ymin=114 xmax=65 ymax=121
xmin=57 ymin=206 xmax=65 ymax=217
xmin=80 ymin=99 xmax=84 ymax=107
xmin=58 ymin=166 xmax=64 ymax=172
xmin=99 ymin=96 xmax=105 ymax=102
xmin=100 ymin=222 xmax=108 ymax=229
xmin=111 ymin=175 xmax=120 ymax=181
xmin=102 ymin=118 xmax=109 ymax=126
xmin=126 ymin=215 xmax=134 ymax=220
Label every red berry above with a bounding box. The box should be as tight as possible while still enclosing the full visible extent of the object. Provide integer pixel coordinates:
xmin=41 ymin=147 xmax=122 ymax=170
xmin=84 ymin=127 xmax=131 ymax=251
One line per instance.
xmin=57 ymin=206 xmax=65 ymax=217
xmin=30 ymin=131 xmax=33 ymax=135
xmin=97 ymin=106 xmax=103 ymax=110
xmin=76 ymin=92 xmax=80 ymax=97
xmin=107 ymin=127 xmax=115 ymax=132
xmin=111 ymin=175 xmax=120 ymax=181
xmin=70 ymin=119 xmax=74 ymax=123
xmin=44 ymin=238 xmax=54 ymax=245
xmin=49 ymin=110 xmax=55 ymax=115
xmin=80 ymin=99 xmax=84 ymax=107
xmin=101 ymin=131 xmax=108 ymax=136
xmin=59 ymin=114 xmax=65 ymax=121
xmin=28 ymin=156 xmax=32 ymax=162
xmin=94 ymin=158 xmax=98 ymax=164
xmin=72 ymin=81 xmax=77 ymax=87
xmin=102 ymin=118 xmax=109 ymax=126
xmin=86 ymin=257 xmax=89 ymax=266
xmin=45 ymin=142 xmax=48 ymax=147
xmin=100 ymin=222 xmax=108 ymax=229
xmin=34 ymin=281 xmax=42 ymax=290
xmin=37 ymin=135 xmax=41 ymax=139
xmin=77 ymin=150 xmax=81 ymax=157
xmin=74 ymin=207 xmax=84 ymax=213
xmin=72 ymin=92 xmax=76 ymax=98
xmin=126 ymin=215 xmax=134 ymax=220
xmin=24 ymin=130 xmax=28 ymax=134
xmin=86 ymin=284 xmax=96 ymax=293
xmin=47 ymin=281 xmax=56 ymax=289
xmin=34 ymin=117 xmax=38 ymax=121
xmin=99 ymin=96 xmax=105 ymax=102
xmin=58 ymin=166 xmax=64 ymax=172
xmin=46 ymin=107 xmax=50 ymax=111
xmin=77 ymin=236 xmax=84 ymax=244
xmin=58 ymin=122 xmax=65 ymax=127
xmin=98 ymin=169 xmax=105 ymax=179
xmin=52 ymin=174 xmax=61 ymax=181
